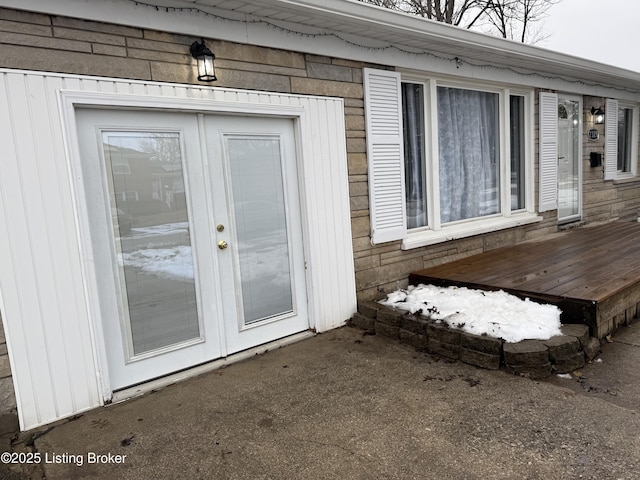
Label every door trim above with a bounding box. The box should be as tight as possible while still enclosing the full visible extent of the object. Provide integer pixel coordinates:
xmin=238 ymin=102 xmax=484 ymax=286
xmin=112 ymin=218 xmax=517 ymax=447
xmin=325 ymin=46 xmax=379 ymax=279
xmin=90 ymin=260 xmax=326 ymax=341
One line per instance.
xmin=60 ymin=91 xmax=311 ymax=401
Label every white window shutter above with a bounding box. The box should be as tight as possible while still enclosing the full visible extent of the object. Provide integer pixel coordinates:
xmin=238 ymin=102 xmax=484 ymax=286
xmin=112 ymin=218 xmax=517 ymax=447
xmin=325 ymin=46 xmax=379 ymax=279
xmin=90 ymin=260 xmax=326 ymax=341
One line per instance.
xmin=363 ymin=68 xmax=407 ymax=244
xmin=539 ymin=92 xmax=558 ymax=212
xmin=604 ymin=98 xmax=618 ymax=180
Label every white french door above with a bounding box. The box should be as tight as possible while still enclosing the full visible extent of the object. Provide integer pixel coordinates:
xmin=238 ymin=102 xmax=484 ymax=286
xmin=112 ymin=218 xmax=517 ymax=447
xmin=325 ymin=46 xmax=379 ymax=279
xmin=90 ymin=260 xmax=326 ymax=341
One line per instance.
xmin=77 ymin=109 xmax=308 ymax=390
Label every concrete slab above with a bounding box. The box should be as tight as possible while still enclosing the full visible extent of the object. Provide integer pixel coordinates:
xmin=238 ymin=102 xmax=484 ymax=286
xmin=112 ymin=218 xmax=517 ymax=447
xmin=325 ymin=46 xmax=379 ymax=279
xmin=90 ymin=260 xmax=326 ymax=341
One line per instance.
xmin=547 ymin=321 xmax=640 ymax=412
xmin=7 ymin=326 xmax=640 ymax=479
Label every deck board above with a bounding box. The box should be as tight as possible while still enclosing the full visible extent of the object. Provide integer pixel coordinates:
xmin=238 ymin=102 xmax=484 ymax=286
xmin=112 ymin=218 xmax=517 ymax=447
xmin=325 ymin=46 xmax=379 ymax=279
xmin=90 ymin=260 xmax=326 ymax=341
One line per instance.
xmin=410 ymin=221 xmax=640 ymax=337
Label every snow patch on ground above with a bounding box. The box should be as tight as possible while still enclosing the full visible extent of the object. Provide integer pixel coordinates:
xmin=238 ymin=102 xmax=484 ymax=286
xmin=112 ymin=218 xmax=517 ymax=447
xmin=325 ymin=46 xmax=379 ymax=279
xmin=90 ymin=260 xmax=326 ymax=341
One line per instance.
xmin=380 ymin=284 xmax=562 ymax=343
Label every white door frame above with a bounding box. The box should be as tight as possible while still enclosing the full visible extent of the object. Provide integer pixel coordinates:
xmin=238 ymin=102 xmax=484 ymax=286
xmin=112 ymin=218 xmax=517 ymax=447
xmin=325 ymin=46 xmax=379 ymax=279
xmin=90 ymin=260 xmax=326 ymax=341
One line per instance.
xmin=59 ymin=91 xmax=312 ymax=401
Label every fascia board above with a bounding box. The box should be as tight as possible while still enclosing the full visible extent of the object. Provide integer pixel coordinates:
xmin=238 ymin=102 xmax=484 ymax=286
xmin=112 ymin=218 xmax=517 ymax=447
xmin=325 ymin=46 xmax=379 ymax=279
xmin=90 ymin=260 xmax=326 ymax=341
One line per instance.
xmin=269 ymin=0 xmax=640 ymax=81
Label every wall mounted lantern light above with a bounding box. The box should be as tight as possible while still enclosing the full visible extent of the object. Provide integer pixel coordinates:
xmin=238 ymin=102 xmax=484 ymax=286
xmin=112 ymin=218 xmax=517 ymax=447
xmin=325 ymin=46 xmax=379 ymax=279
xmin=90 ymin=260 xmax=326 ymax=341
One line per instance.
xmin=190 ymin=39 xmax=217 ymax=82
xmin=591 ymin=106 xmax=605 ymax=125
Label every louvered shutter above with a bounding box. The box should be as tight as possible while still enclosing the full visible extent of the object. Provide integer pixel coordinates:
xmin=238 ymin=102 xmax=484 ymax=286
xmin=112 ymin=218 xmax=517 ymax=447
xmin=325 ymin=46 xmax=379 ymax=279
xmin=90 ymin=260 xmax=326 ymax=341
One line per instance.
xmin=539 ymin=92 xmax=558 ymax=212
xmin=604 ymin=98 xmax=618 ymax=180
xmin=363 ymin=68 xmax=407 ymax=244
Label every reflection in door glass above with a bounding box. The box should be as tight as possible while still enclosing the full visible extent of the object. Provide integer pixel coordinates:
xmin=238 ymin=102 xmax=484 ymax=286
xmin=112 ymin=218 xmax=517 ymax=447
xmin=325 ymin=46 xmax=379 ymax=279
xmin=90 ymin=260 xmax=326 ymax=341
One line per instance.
xmin=103 ymin=132 xmax=200 ymax=356
xmin=557 ymin=99 xmax=580 ymax=221
xmin=227 ymin=136 xmax=294 ymax=324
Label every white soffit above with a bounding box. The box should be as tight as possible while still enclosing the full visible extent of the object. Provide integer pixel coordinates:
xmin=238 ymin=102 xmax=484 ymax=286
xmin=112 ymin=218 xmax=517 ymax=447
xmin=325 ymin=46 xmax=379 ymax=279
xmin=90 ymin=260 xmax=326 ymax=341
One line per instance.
xmin=3 ymin=0 xmax=640 ymax=93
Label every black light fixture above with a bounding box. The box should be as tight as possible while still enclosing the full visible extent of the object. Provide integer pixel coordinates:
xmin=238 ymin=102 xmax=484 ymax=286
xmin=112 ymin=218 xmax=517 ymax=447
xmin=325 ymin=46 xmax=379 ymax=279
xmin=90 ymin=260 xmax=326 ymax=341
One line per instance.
xmin=591 ymin=106 xmax=605 ymax=125
xmin=190 ymin=39 xmax=217 ymax=82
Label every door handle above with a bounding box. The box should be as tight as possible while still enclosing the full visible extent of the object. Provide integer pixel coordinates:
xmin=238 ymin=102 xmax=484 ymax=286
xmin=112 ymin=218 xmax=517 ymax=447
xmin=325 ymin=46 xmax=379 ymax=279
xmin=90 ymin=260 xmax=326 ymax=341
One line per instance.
xmin=218 ymin=240 xmax=228 ymax=250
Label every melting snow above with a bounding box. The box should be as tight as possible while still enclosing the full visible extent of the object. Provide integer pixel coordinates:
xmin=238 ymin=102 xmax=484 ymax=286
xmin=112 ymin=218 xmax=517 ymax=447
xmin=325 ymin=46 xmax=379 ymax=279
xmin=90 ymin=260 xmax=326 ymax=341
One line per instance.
xmin=130 ymin=222 xmax=190 ymax=239
xmin=120 ymin=245 xmax=194 ymax=281
xmin=380 ymin=284 xmax=562 ymax=343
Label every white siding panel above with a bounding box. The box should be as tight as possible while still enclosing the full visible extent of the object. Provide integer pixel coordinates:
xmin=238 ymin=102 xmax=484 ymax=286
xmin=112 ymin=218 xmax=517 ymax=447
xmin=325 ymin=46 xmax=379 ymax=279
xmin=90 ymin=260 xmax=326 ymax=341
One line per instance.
xmin=604 ymin=98 xmax=618 ymax=181
xmin=0 ymin=72 xmax=104 ymax=429
xmin=538 ymin=92 xmax=558 ymax=212
xmin=24 ymin=75 xmax=75 ymax=414
xmin=297 ymin=95 xmax=356 ymax=331
xmin=0 ymin=69 xmax=356 ymax=429
xmin=0 ymin=75 xmax=40 ymax=427
xmin=115 ymin=82 xmax=133 ymax=94
xmin=4 ymin=73 xmax=59 ymax=424
xmin=43 ymin=75 xmax=101 ymax=413
xmin=146 ymin=84 xmax=163 ymax=96
xmin=129 ymin=82 xmax=148 ymax=96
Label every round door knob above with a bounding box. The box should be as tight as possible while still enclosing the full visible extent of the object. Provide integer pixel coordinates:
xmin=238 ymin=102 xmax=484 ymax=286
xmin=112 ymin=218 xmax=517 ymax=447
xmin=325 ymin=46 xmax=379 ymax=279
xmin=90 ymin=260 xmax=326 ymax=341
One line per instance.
xmin=218 ymin=240 xmax=228 ymax=250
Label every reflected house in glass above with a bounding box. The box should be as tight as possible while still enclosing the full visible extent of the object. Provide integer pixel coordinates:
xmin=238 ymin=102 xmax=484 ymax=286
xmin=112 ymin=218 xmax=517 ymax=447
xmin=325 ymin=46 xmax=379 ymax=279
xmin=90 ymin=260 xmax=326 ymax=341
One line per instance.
xmin=103 ymin=137 xmax=188 ymax=226
xmin=2 ymin=0 xmax=640 ymax=431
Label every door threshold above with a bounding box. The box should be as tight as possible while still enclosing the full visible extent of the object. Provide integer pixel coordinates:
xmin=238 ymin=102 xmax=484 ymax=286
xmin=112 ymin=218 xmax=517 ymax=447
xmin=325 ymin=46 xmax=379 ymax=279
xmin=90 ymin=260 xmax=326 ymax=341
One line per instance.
xmin=109 ymin=331 xmax=315 ymax=404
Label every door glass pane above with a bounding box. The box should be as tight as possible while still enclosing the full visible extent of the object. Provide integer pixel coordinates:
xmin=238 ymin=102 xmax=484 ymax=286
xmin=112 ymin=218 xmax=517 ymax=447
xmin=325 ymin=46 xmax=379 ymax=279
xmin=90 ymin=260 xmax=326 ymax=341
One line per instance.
xmin=104 ymin=132 xmax=200 ymax=356
xmin=226 ymin=135 xmax=293 ymax=325
xmin=557 ymin=99 xmax=580 ymax=220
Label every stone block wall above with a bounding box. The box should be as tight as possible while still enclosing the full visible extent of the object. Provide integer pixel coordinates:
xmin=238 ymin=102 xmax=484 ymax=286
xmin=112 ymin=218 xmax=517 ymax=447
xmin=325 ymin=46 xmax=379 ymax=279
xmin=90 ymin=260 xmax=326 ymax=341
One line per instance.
xmin=353 ymin=301 xmax=603 ymax=379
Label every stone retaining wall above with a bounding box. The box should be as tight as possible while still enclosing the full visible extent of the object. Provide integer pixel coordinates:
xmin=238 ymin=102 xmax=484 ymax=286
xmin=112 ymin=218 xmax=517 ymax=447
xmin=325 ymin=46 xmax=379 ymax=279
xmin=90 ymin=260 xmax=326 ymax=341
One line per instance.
xmin=352 ymin=301 xmax=602 ymax=379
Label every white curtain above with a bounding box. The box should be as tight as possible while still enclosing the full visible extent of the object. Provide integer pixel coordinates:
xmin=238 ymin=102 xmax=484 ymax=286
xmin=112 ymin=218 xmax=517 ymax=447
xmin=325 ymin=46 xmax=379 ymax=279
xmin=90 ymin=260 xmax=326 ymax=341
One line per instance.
xmin=618 ymin=107 xmax=633 ymax=171
xmin=510 ymin=95 xmax=525 ymax=210
xmin=402 ymin=83 xmax=427 ymax=228
xmin=437 ymin=87 xmax=499 ymax=223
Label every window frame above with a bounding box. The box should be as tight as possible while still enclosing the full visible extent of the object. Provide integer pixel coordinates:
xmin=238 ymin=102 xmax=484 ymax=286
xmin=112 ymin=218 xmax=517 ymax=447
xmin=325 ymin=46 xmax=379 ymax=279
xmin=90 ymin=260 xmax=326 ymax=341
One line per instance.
xmin=616 ymin=101 xmax=639 ymax=179
xmin=398 ymin=73 xmax=539 ymax=249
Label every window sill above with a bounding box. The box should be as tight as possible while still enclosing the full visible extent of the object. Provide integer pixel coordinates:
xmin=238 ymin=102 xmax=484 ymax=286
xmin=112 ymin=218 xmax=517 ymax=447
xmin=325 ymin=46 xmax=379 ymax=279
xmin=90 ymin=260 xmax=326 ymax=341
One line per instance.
xmin=613 ymin=175 xmax=640 ymax=185
xmin=401 ymin=213 xmax=543 ymax=250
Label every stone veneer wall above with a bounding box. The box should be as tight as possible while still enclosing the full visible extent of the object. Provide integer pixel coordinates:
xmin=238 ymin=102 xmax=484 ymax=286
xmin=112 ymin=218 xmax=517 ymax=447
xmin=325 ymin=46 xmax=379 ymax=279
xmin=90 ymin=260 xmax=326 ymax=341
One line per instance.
xmin=582 ymin=96 xmax=640 ymax=223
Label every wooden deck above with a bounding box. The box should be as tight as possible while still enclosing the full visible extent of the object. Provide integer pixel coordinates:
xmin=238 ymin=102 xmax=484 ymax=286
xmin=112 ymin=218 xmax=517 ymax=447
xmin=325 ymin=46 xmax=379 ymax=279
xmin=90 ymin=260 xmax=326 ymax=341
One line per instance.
xmin=410 ymin=221 xmax=640 ymax=338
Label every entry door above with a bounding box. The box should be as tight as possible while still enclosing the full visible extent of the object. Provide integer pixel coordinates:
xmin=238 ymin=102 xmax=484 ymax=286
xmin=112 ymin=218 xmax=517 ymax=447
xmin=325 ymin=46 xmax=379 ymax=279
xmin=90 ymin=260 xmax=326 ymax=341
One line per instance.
xmin=204 ymin=116 xmax=308 ymax=354
xmin=557 ymin=95 xmax=582 ymax=223
xmin=77 ymin=109 xmax=308 ymax=391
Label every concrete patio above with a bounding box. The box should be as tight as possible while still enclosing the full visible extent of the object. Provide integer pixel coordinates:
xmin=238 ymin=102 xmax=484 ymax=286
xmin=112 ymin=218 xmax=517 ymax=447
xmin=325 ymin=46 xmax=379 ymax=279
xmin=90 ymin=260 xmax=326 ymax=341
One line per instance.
xmin=4 ymin=323 xmax=640 ymax=479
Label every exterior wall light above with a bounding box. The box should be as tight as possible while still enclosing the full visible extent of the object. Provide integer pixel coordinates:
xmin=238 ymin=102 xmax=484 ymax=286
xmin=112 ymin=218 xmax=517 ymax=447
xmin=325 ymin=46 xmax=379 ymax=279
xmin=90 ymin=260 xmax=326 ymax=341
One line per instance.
xmin=190 ymin=39 xmax=217 ymax=82
xmin=591 ymin=106 xmax=605 ymax=125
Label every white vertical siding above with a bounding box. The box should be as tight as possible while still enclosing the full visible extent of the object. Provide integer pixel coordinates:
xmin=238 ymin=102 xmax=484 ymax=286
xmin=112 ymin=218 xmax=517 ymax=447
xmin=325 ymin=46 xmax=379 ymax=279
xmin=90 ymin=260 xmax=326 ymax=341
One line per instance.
xmin=0 ymin=69 xmax=356 ymax=430
xmin=0 ymin=72 xmax=103 ymax=429
xmin=298 ymin=96 xmax=356 ymax=331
